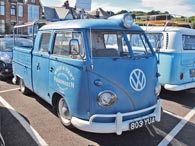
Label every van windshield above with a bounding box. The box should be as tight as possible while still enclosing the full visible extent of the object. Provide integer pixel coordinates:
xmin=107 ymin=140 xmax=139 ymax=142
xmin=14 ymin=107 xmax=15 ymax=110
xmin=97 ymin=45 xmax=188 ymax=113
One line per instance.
xmin=146 ymin=33 xmax=164 ymax=49
xmin=90 ymin=31 xmax=124 ymax=57
xmin=125 ymin=32 xmax=153 ymax=57
xmin=89 ymin=30 xmax=153 ymax=58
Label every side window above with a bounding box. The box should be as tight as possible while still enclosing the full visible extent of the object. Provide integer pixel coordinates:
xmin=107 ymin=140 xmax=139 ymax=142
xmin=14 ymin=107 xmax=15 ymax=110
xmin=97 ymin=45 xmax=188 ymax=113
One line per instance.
xmin=183 ymin=35 xmax=195 ymax=50
xmin=53 ymin=31 xmax=85 ymax=59
xmin=39 ymin=32 xmax=51 ymax=53
xmin=72 ymin=32 xmax=85 ymax=57
xmin=146 ymin=33 xmax=164 ymax=49
xmin=53 ymin=32 xmax=71 ymax=56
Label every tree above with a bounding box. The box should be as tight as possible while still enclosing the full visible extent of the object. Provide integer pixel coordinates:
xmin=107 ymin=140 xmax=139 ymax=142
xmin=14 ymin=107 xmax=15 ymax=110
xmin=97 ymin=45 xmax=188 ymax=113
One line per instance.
xmin=5 ymin=23 xmax=11 ymax=34
xmin=147 ymin=10 xmax=160 ymax=15
xmin=189 ymin=16 xmax=195 ymax=23
xmin=116 ymin=10 xmax=128 ymax=15
xmin=192 ymin=21 xmax=195 ymax=29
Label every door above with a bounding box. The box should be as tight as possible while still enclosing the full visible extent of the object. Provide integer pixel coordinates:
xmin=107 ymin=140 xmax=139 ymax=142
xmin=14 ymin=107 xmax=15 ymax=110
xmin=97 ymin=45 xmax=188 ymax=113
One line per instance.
xmin=48 ymin=30 xmax=89 ymax=119
xmin=32 ymin=31 xmax=52 ymax=102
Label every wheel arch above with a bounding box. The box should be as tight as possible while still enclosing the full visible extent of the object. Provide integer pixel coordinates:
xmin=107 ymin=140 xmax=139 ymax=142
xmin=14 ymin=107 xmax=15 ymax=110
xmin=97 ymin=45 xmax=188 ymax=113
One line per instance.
xmin=52 ymin=92 xmax=62 ymax=108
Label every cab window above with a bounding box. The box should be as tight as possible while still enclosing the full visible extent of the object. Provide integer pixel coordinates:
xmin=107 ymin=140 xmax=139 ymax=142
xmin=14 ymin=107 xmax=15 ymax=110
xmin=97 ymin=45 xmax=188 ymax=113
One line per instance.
xmin=39 ymin=32 xmax=52 ymax=53
xmin=52 ymin=31 xmax=85 ymax=59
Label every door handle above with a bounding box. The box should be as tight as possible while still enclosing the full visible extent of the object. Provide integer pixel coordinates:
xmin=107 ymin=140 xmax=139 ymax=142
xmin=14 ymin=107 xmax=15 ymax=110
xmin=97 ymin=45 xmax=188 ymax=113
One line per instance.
xmin=36 ymin=63 xmax=40 ymax=70
xmin=50 ymin=67 xmax=54 ymax=72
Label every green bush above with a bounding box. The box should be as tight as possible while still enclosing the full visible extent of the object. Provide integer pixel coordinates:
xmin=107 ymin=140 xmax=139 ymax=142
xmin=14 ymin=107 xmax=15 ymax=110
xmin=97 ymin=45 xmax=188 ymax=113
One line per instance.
xmin=191 ymin=21 xmax=195 ymax=29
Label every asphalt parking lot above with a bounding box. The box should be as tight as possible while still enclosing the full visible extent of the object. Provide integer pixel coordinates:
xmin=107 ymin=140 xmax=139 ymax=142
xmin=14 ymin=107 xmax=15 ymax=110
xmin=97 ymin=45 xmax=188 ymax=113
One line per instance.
xmin=0 ymin=79 xmax=195 ymax=146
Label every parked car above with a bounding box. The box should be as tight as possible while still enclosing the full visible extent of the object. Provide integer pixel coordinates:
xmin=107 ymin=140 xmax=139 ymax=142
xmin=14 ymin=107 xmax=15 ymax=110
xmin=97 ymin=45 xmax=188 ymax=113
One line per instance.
xmin=143 ymin=26 xmax=195 ymax=91
xmin=0 ymin=37 xmax=32 ymax=79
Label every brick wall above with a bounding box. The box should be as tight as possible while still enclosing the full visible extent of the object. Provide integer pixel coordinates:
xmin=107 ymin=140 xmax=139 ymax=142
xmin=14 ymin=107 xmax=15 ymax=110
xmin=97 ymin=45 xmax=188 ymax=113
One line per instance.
xmin=0 ymin=0 xmax=43 ymax=34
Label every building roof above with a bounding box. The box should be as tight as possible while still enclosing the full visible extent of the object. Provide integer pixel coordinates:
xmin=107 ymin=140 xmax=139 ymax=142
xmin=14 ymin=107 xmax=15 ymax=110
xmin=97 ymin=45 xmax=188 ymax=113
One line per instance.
xmin=54 ymin=7 xmax=72 ymax=19
xmin=44 ymin=6 xmax=74 ymax=21
xmin=88 ymin=8 xmax=110 ymax=19
xmin=44 ymin=7 xmax=58 ymax=21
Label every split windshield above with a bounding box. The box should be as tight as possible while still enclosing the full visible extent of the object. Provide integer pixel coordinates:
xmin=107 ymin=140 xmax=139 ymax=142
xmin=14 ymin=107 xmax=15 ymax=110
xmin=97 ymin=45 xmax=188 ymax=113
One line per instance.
xmin=89 ymin=30 xmax=153 ymax=58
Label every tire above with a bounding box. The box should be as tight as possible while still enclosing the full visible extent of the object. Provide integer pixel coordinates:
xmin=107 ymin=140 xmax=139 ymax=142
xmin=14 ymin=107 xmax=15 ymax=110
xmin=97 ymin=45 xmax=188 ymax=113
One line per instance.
xmin=19 ymin=78 xmax=30 ymax=95
xmin=57 ymin=97 xmax=72 ymax=127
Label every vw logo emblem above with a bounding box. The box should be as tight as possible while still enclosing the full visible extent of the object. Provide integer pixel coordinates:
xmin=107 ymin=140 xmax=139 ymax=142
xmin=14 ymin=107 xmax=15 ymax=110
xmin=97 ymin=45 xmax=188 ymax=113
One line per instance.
xmin=129 ymin=69 xmax=146 ymax=91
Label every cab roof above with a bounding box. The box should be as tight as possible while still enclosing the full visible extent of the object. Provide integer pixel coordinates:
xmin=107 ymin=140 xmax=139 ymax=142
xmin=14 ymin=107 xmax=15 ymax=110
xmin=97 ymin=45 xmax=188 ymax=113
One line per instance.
xmin=142 ymin=26 xmax=195 ymax=35
xmin=39 ymin=19 xmax=143 ymax=31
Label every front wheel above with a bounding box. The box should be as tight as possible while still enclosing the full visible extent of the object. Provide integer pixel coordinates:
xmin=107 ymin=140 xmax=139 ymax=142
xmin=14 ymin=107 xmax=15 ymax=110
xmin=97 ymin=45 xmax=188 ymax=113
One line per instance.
xmin=57 ymin=98 xmax=72 ymax=127
xmin=19 ymin=78 xmax=30 ymax=95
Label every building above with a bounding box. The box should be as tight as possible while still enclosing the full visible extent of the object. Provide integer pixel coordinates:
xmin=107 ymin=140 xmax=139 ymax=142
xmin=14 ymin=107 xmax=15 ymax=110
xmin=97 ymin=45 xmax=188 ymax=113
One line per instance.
xmin=0 ymin=0 xmax=42 ymax=34
xmin=88 ymin=8 xmax=111 ymax=19
xmin=44 ymin=6 xmax=111 ymax=21
xmin=44 ymin=6 xmax=77 ymax=21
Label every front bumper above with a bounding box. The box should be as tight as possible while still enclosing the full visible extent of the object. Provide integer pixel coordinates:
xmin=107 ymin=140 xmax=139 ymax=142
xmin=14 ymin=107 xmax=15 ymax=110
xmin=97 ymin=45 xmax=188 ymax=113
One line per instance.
xmin=0 ymin=63 xmax=13 ymax=79
xmin=0 ymin=67 xmax=13 ymax=78
xmin=71 ymin=99 xmax=162 ymax=135
xmin=164 ymin=82 xmax=195 ymax=91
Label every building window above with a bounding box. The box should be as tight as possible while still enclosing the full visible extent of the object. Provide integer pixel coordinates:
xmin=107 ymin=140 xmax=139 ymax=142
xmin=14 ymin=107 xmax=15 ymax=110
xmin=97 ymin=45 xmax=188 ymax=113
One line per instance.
xmin=28 ymin=5 xmax=39 ymax=21
xmin=0 ymin=20 xmax=5 ymax=33
xmin=31 ymin=0 xmax=35 ymax=3
xmin=18 ymin=5 xmax=23 ymax=17
xmin=11 ymin=5 xmax=16 ymax=16
xmin=0 ymin=1 xmax=5 ymax=15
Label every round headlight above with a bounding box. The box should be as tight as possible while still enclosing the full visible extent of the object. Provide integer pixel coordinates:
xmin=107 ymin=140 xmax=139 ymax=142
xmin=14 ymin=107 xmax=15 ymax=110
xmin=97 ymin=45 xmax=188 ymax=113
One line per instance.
xmin=108 ymin=13 xmax=134 ymax=29
xmin=155 ymin=83 xmax=161 ymax=96
xmin=123 ymin=14 xmax=134 ymax=28
xmin=97 ymin=91 xmax=117 ymax=107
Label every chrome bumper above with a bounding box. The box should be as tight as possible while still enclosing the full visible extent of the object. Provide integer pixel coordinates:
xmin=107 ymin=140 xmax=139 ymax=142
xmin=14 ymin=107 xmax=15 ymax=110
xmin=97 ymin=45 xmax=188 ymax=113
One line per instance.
xmin=71 ymin=99 xmax=162 ymax=135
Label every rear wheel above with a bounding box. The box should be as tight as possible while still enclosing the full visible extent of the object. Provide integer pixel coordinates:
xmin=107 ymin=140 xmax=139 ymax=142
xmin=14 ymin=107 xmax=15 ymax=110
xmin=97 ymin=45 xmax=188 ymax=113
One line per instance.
xmin=57 ymin=97 xmax=72 ymax=127
xmin=19 ymin=78 xmax=30 ymax=95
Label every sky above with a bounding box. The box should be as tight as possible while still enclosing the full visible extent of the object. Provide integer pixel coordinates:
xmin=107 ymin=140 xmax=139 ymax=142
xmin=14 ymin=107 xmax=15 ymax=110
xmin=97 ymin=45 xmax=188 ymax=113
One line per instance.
xmin=40 ymin=0 xmax=195 ymax=17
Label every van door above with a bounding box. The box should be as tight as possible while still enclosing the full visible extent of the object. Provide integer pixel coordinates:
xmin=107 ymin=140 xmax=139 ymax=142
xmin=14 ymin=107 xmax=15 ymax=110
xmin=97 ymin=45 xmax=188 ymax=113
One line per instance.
xmin=48 ymin=31 xmax=89 ymax=119
xmin=32 ymin=31 xmax=52 ymax=102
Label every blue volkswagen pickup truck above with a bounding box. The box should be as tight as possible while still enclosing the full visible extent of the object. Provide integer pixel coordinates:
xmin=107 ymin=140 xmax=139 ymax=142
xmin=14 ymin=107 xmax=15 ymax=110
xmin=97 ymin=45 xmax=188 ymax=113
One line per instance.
xmin=12 ymin=14 xmax=161 ymax=135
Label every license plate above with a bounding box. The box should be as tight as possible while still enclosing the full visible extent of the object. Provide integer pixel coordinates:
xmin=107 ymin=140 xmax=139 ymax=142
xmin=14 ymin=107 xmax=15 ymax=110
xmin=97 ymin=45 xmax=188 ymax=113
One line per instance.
xmin=129 ymin=116 xmax=155 ymax=131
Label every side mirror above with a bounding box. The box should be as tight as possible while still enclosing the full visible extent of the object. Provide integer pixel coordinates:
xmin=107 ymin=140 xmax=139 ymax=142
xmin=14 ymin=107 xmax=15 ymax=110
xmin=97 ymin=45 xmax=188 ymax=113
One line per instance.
xmin=69 ymin=39 xmax=80 ymax=55
xmin=155 ymin=41 xmax=161 ymax=52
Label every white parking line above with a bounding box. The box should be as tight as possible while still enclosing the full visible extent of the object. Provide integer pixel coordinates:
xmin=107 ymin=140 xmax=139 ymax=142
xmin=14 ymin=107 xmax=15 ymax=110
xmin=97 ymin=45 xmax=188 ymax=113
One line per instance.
xmin=163 ymin=110 xmax=183 ymax=120
xmin=158 ymin=107 xmax=195 ymax=146
xmin=0 ymin=96 xmax=48 ymax=146
xmin=0 ymin=88 xmax=20 ymax=94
